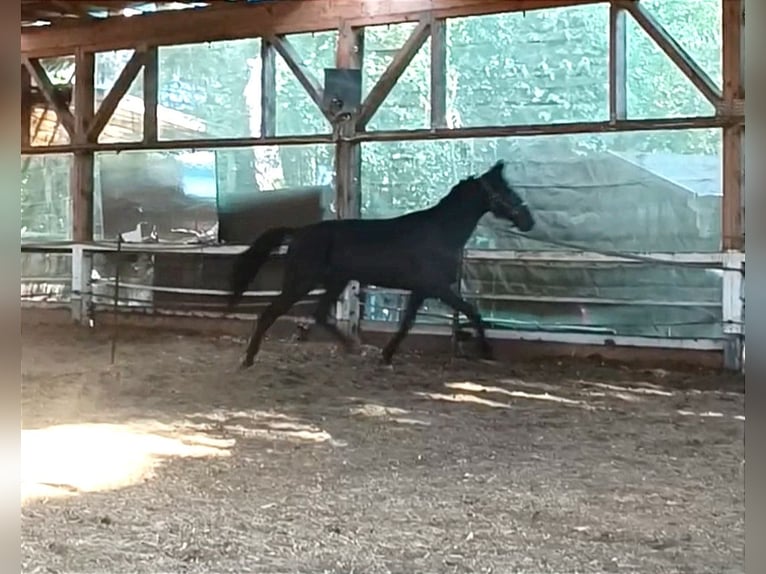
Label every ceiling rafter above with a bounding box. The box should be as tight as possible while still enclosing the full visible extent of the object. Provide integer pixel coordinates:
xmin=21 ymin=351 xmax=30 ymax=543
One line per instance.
xmin=21 ymin=0 xmax=206 ymax=28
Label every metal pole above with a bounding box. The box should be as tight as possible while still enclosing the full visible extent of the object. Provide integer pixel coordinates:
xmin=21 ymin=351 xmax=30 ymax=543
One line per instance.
xmin=110 ymin=235 xmax=122 ymax=364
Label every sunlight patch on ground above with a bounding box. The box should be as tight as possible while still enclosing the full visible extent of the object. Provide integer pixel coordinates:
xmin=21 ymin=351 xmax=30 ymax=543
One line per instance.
xmin=220 ymin=423 xmax=334 ymax=442
xmin=444 ymin=381 xmax=592 ymax=409
xmin=494 ymin=377 xmax=705 ymax=405
xmin=350 ymin=403 xmax=431 ymax=426
xmin=608 ymin=392 xmax=643 ymax=403
xmin=21 ymin=422 xmax=233 ymax=504
xmin=350 ymin=404 xmax=410 ymax=417
xmin=414 ymin=391 xmax=511 ymax=409
xmin=498 ymin=378 xmax=569 ymax=394
xmin=185 ymin=409 xmax=293 ymax=422
xmin=181 ymin=408 xmax=339 ymax=443
xmin=573 ymin=380 xmax=674 ymax=397
xmin=678 ymin=410 xmax=745 ymax=422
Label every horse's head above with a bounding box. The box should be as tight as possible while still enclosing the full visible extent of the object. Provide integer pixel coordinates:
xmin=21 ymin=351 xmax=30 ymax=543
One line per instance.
xmin=479 ymin=160 xmax=535 ymax=232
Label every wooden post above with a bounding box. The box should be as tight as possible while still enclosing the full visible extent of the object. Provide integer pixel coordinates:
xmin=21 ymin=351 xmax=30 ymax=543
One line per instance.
xmin=260 ymin=39 xmax=277 ymax=138
xmin=70 ymin=49 xmax=95 ymax=324
xmin=609 ymin=1 xmax=627 ymax=122
xmin=722 ymin=0 xmax=744 ymax=251
xmin=335 ymin=23 xmax=364 ymax=220
xmin=71 ymin=49 xmax=95 ymax=243
xmin=430 ymin=18 xmax=447 ymax=129
xmin=21 ymin=64 xmax=31 ymax=147
xmin=720 ymin=0 xmax=745 ymax=371
xmin=143 ymin=46 xmax=158 ymax=143
xmin=335 ymin=23 xmax=364 ymax=337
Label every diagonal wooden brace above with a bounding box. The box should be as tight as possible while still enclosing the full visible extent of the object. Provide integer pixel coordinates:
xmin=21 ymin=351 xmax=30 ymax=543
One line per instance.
xmin=268 ymin=33 xmax=332 ymax=122
xmin=22 ymin=56 xmax=76 ymax=136
xmin=87 ymin=48 xmax=148 ymax=141
xmin=622 ymin=0 xmax=722 ymax=109
xmin=356 ymin=18 xmax=432 ymax=130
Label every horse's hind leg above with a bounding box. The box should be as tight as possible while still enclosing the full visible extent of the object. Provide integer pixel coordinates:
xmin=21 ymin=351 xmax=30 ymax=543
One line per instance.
xmin=312 ymin=279 xmax=355 ymax=352
xmin=241 ymin=282 xmax=313 ymax=368
xmin=381 ymin=291 xmax=424 ymax=365
xmin=433 ymin=287 xmax=494 ymax=360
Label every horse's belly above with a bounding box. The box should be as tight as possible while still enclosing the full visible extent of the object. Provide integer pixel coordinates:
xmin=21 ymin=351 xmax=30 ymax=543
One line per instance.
xmin=329 ymin=247 xmax=450 ymax=289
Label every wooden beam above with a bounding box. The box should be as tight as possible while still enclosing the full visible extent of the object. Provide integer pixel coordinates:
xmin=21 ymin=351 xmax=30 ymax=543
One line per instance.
xmin=49 ymin=0 xmax=93 ymax=18
xmin=334 ymin=22 xmax=364 ymax=220
xmin=70 ymin=150 xmax=94 ymax=239
xmin=609 ymin=2 xmax=627 ymax=122
xmin=723 ymin=0 xmax=744 ymax=104
xmin=350 ymin=115 xmax=739 ymax=143
xmin=260 ymin=39 xmax=276 ymax=138
xmin=22 ymin=134 xmax=336 ymax=155
xmin=22 ymin=0 xmax=600 ymax=58
xmin=357 ymin=18 xmax=431 ymax=130
xmin=722 ymin=125 xmax=745 ymax=250
xmin=336 ymin=22 xmax=364 ymax=69
xmin=722 ymin=0 xmax=744 ymax=251
xmin=624 ymin=0 xmax=722 ymax=108
xmin=21 ymin=64 xmax=31 ymax=147
xmin=334 ymin=23 xmax=365 ymax=338
xmin=21 ymin=57 xmax=75 ymax=136
xmin=72 ymin=49 xmax=94 ymax=142
xmin=71 ymin=49 xmax=95 ymax=243
xmin=430 ymin=18 xmax=447 ymax=129
xmin=21 ymin=115 xmax=738 ymax=156
xmin=87 ymin=48 xmax=146 ymax=141
xmin=143 ymin=46 xmax=158 ymax=143
xmin=26 ymin=86 xmax=53 ymax=108
xmin=268 ymin=34 xmax=329 ymax=120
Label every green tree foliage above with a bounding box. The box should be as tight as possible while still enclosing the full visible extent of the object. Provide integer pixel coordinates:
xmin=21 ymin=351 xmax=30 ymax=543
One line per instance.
xmin=20 ymin=156 xmax=71 ymax=240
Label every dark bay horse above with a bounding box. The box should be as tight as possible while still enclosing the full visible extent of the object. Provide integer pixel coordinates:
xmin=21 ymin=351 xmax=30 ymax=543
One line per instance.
xmin=228 ymin=160 xmax=535 ymax=368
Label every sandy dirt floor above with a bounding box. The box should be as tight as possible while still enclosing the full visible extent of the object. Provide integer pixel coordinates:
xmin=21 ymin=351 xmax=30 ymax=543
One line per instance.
xmin=21 ymin=323 xmax=744 ymax=574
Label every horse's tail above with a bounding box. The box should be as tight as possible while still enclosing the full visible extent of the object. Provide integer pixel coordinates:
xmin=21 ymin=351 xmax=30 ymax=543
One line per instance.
xmin=228 ymin=226 xmax=293 ymax=309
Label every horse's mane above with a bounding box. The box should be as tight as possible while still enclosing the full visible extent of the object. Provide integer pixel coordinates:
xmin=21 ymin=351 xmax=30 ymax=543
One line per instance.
xmin=434 ymin=175 xmax=480 ymax=208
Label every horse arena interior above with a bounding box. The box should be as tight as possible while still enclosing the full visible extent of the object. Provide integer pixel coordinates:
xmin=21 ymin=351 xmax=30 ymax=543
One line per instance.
xmin=20 ymin=0 xmax=746 ymax=573
xmin=22 ymin=322 xmax=744 ymax=573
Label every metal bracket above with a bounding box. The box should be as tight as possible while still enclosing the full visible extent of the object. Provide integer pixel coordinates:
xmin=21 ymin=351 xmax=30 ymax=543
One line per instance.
xmin=323 ymin=67 xmax=362 ymax=118
xmin=721 ymin=250 xmax=745 ymax=371
xmin=70 ymin=244 xmax=93 ymax=326
xmin=722 ymin=250 xmax=745 ymax=335
xmin=336 ymin=280 xmax=361 ymax=339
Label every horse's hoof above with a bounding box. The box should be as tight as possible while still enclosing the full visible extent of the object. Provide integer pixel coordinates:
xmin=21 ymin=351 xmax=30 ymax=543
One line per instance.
xmin=238 ymin=360 xmax=253 ymax=371
xmin=295 ymin=325 xmax=311 ymax=342
xmin=378 ymin=355 xmax=394 ymax=370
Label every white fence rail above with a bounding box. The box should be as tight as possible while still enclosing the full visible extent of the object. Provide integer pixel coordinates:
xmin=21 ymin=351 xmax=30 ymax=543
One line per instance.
xmin=20 ymin=241 xmax=745 ymax=367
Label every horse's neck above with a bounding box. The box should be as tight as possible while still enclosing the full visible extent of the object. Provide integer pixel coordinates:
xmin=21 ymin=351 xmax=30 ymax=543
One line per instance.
xmin=430 ymin=191 xmax=487 ymax=247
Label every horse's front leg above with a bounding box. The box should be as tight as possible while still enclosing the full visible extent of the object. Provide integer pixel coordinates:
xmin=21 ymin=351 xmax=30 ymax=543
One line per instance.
xmin=380 ymin=291 xmax=425 ymax=365
xmin=433 ymin=287 xmax=494 ymax=361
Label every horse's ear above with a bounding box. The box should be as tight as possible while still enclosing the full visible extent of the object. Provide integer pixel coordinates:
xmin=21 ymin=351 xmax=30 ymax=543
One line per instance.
xmin=491 ymin=159 xmax=505 ymax=173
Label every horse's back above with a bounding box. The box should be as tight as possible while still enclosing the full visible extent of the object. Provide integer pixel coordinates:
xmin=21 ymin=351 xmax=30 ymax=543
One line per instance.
xmin=297 ymin=217 xmax=459 ymax=288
